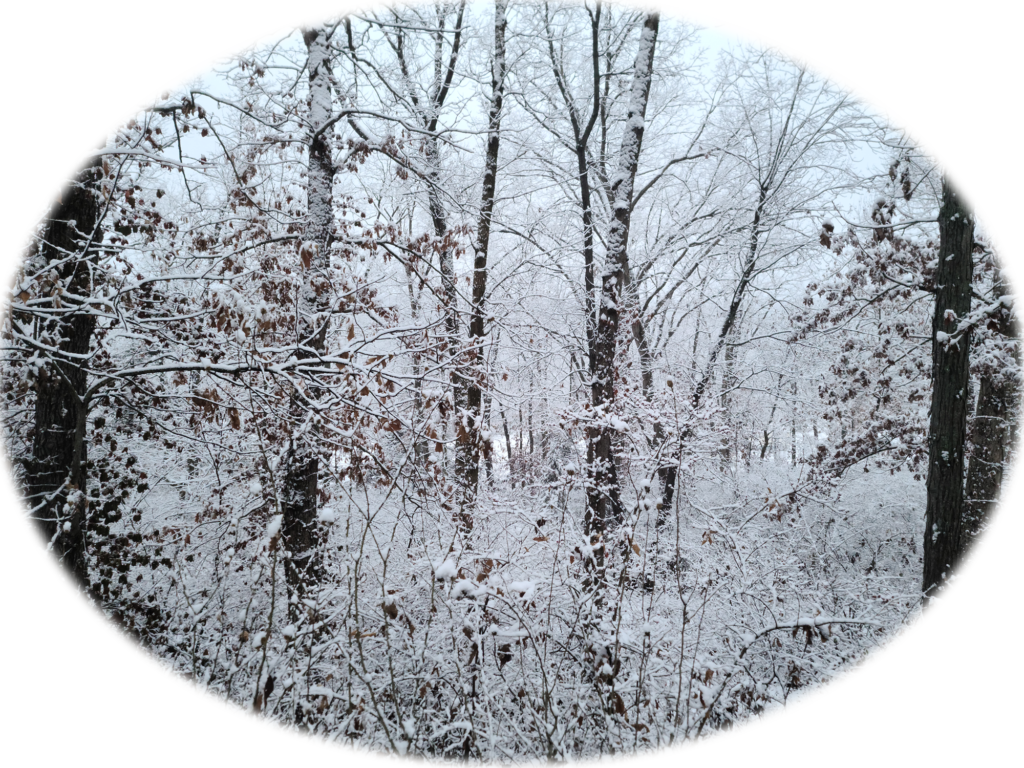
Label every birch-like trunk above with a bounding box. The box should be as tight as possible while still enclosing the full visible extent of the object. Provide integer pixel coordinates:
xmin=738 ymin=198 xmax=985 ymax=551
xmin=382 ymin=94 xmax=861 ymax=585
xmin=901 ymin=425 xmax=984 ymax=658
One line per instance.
xmin=281 ymin=27 xmax=334 ymax=622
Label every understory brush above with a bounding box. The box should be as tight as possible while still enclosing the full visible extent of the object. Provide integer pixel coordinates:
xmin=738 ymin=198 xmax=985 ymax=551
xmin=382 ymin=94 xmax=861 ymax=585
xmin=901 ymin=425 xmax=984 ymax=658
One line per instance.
xmin=96 ymin=451 xmax=922 ymax=760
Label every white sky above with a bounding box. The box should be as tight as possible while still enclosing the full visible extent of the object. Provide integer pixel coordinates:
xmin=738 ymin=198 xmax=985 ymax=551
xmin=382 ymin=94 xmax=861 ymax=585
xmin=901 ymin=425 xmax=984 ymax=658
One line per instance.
xmin=153 ymin=3 xmax=897 ymax=231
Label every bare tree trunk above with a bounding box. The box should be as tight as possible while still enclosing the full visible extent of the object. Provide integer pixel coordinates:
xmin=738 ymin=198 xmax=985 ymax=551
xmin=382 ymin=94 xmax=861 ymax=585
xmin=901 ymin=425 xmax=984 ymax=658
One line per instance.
xmin=24 ymin=158 xmax=104 ymax=588
xmin=586 ymin=12 xmax=659 ymax=545
xmin=357 ymin=1 xmax=468 ymax=511
xmin=790 ymin=380 xmax=798 ymax=467
xmin=454 ymin=0 xmax=507 ymax=533
xmin=281 ymin=27 xmax=335 ymax=622
xmin=483 ymin=388 xmax=494 ymax=484
xmin=428 ymin=137 xmax=462 ymax=372
xmin=760 ymin=372 xmax=785 ymax=460
xmin=459 ymin=8 xmax=506 ymax=721
xmin=922 ymin=177 xmax=974 ymax=600
xmin=392 ymin=2 xmax=469 ymax=529
xmin=528 ymin=396 xmax=535 ymax=456
xmin=718 ymin=338 xmax=736 ymax=469
xmin=658 ymin=184 xmax=768 ymax=520
xmin=518 ymin=403 xmax=524 ymax=454
xmin=964 ymin=272 xmax=1018 ymax=540
xmin=500 ymin=403 xmax=513 ymax=474
xmin=544 ymin=1 xmax=603 ymax=374
xmin=404 ymin=259 xmax=429 ymax=471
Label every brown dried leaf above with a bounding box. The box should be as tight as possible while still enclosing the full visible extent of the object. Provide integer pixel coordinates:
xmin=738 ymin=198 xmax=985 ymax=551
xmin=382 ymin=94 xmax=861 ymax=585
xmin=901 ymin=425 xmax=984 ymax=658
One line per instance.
xmin=611 ymin=692 xmax=626 ymax=716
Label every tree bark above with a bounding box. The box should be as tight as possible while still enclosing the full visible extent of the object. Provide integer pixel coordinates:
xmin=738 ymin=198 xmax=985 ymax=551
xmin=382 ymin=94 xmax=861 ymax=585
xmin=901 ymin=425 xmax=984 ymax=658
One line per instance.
xmin=482 ymin=388 xmax=494 ymax=484
xmin=544 ymin=1 xmax=603 ymax=374
xmin=454 ymin=0 xmax=507 ymax=533
xmin=964 ymin=273 xmax=1018 ymax=540
xmin=281 ymin=27 xmax=335 ymax=621
xmin=391 ymin=3 xmax=469 ymax=527
xmin=922 ymin=177 xmax=974 ymax=600
xmin=404 ymin=259 xmax=429 ymax=471
xmin=790 ymin=386 xmax=798 ymax=467
xmin=24 ymin=158 xmax=104 ymax=588
xmin=586 ymin=12 xmax=659 ymax=544
xmin=463 ymin=26 xmax=509 ymax=708
xmin=718 ymin=337 xmax=736 ymax=469
xmin=658 ymin=188 xmax=765 ymax=519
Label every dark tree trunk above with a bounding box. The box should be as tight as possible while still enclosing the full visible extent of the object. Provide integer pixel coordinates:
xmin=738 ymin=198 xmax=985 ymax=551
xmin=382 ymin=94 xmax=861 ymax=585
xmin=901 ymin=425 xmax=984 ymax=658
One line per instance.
xmin=964 ymin=274 xmax=1018 ymax=540
xmin=922 ymin=178 xmax=974 ymax=600
xmin=428 ymin=139 xmax=462 ymax=364
xmin=542 ymin=0 xmax=608 ymax=539
xmin=25 ymin=158 xmax=104 ymax=588
xmin=500 ymin=403 xmax=513 ymax=476
xmin=458 ymin=5 xmax=503 ymax=708
xmin=528 ymin=385 xmax=535 ymax=456
xmin=759 ymin=372 xmax=785 ymax=461
xmin=544 ymin=1 xmax=603 ymax=375
xmin=394 ymin=4 xmax=469 ymax=530
xmin=587 ymin=269 xmax=624 ymax=546
xmin=628 ymin=282 xmax=674 ymax=503
xmin=426 ymin=156 xmax=466 ymax=524
xmin=454 ymin=0 xmax=506 ymax=534
xmin=586 ymin=12 xmax=659 ymax=545
xmin=518 ymin=404 xmax=524 ymax=453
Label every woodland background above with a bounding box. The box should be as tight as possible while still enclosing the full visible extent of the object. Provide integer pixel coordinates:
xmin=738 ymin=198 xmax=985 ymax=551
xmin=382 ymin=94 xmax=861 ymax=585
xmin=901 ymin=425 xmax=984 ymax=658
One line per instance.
xmin=4 ymin=3 xmax=1019 ymax=765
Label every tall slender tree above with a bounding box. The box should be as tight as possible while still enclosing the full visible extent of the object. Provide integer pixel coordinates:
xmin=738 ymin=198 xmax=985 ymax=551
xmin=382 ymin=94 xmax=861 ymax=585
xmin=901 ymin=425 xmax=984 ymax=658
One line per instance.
xmin=357 ymin=2 xmax=470 ymax=524
xmin=455 ymin=0 xmax=508 ymax=531
xmin=656 ymin=62 xmax=863 ymax=515
xmin=586 ymin=11 xmax=658 ymax=547
xmin=280 ymin=25 xmax=337 ymax=621
xmin=542 ymin=0 xmax=603 ymax=375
